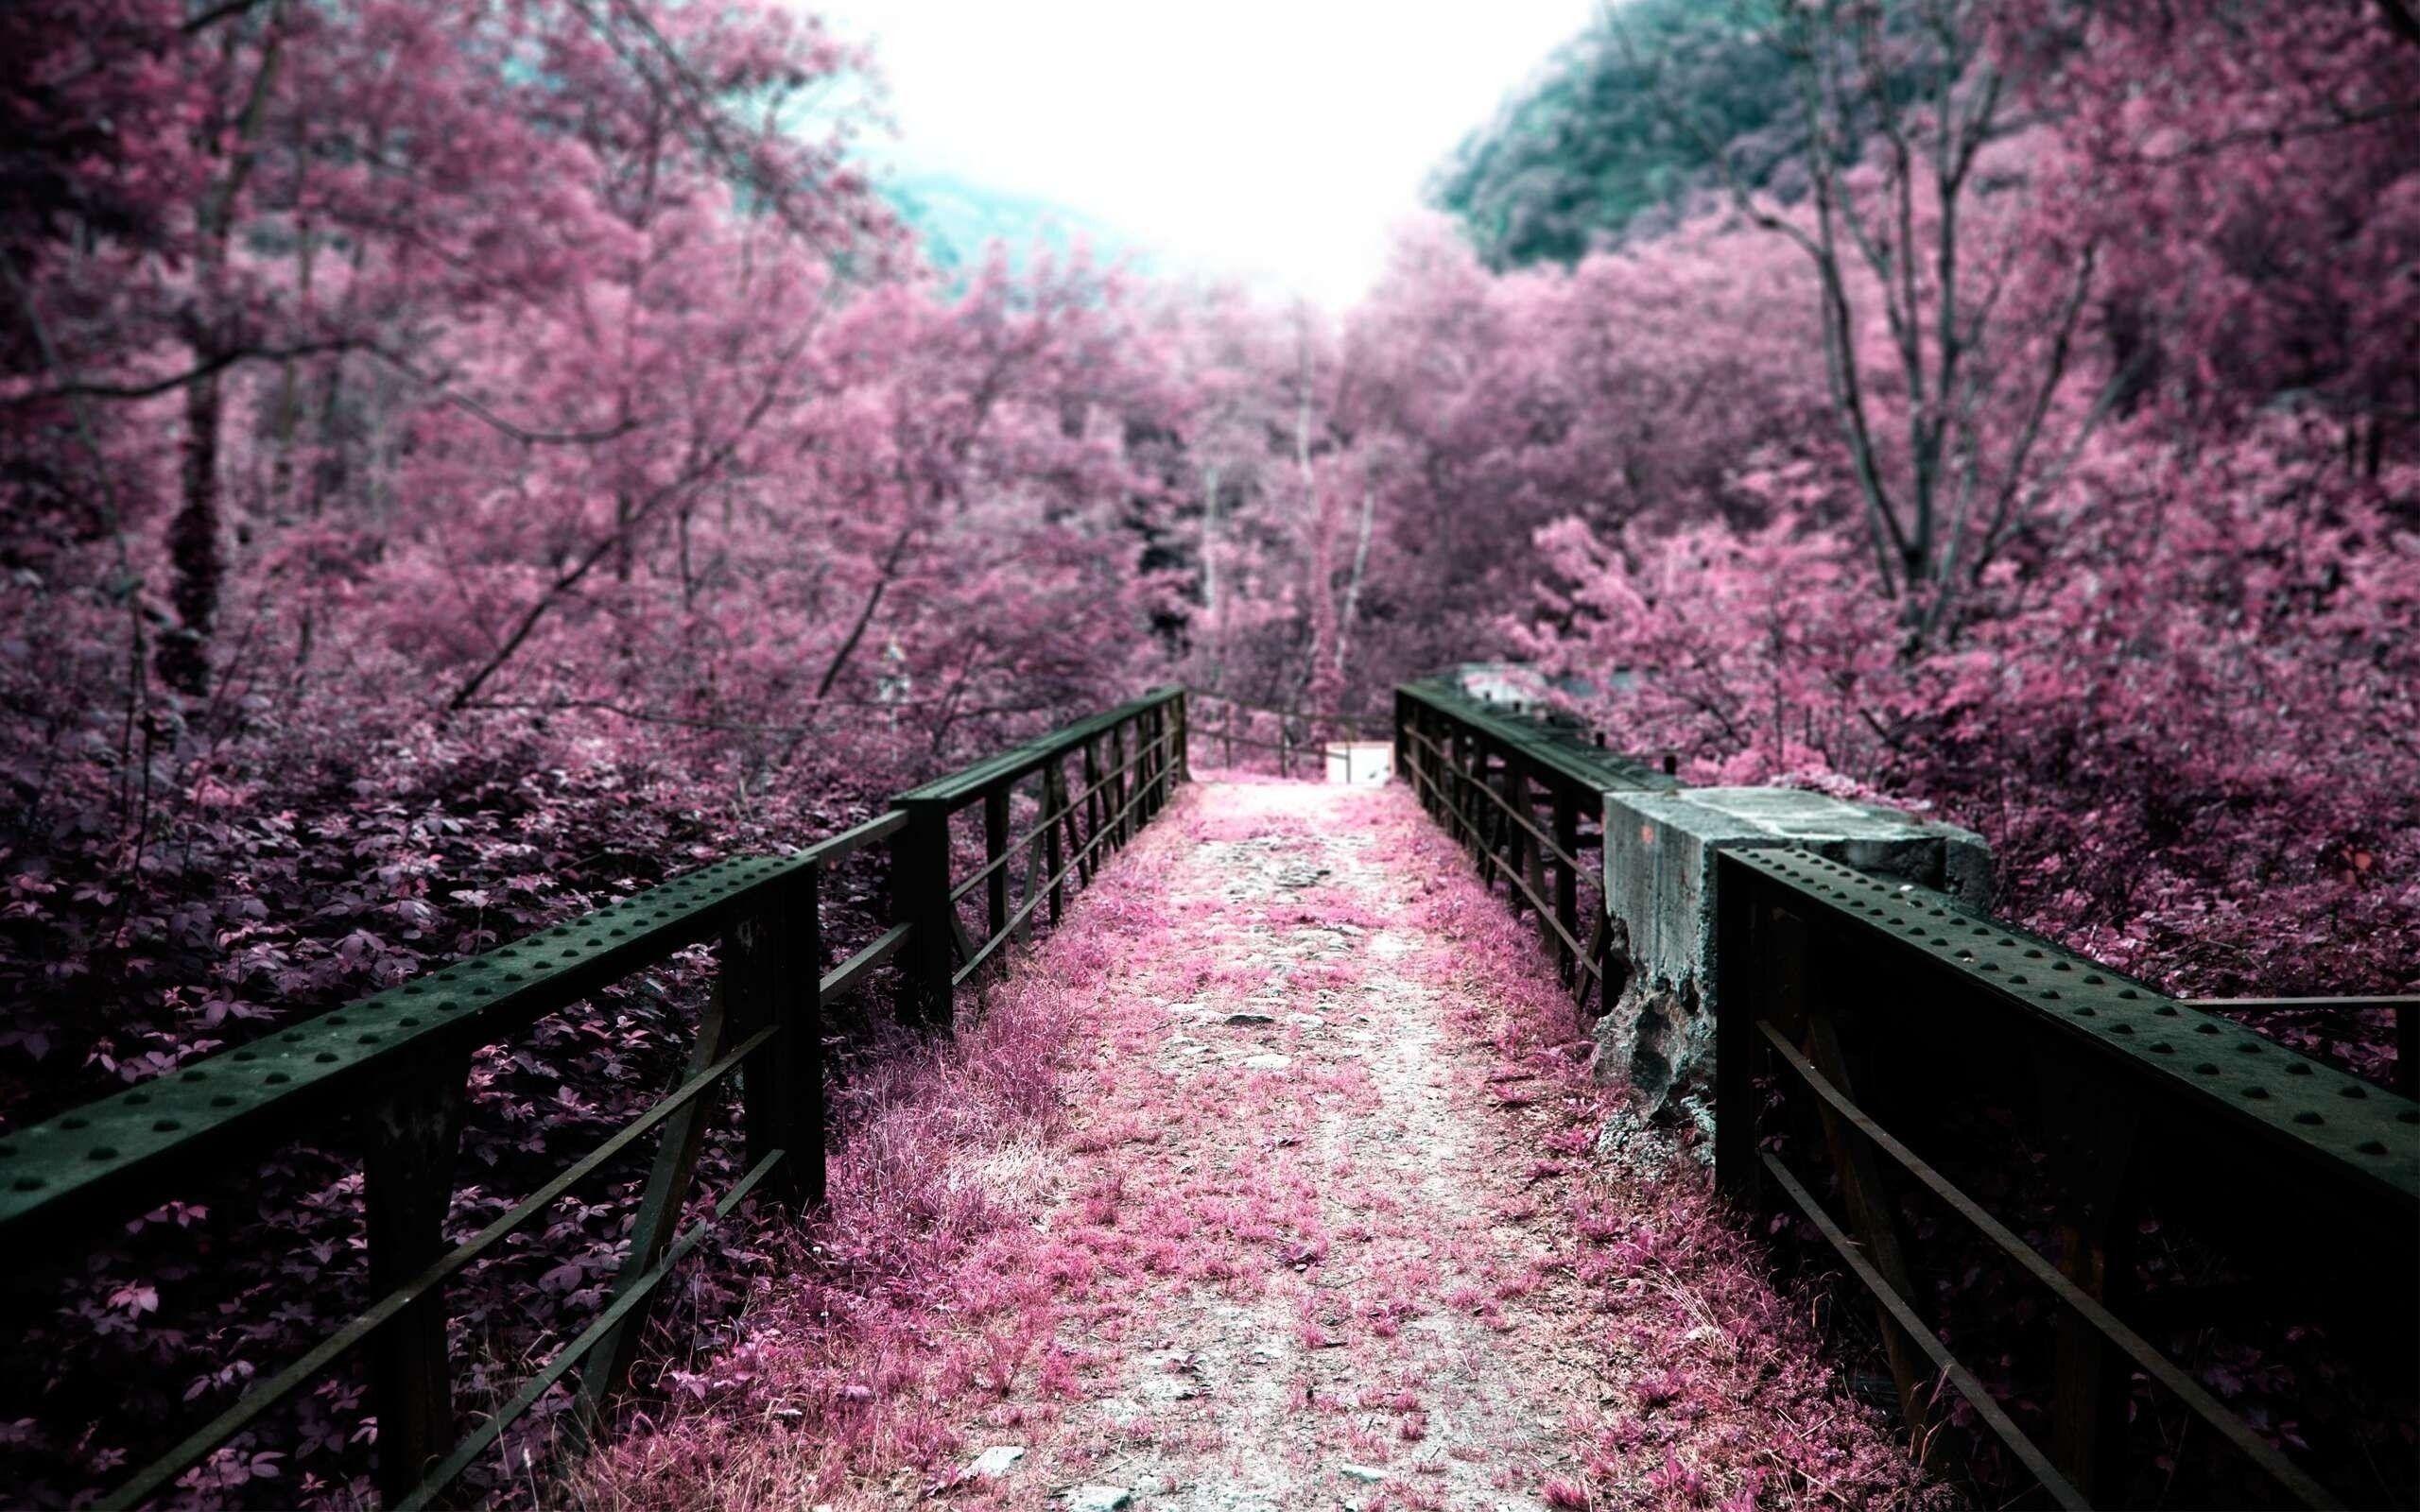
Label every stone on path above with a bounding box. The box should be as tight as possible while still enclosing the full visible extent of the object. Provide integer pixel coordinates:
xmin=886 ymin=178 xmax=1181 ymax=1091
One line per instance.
xmin=966 ymin=1444 xmax=1026 ymax=1480
xmin=1062 ymin=1486 xmax=1132 ymax=1511
xmin=1240 ymin=1052 xmax=1291 ymax=1070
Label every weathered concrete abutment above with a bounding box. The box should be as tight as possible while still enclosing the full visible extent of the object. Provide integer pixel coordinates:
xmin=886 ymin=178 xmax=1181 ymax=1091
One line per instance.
xmin=1595 ymin=785 xmax=1991 ymax=1138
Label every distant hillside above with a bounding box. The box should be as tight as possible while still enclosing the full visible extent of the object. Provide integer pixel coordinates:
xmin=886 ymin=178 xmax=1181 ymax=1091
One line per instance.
xmin=1428 ymin=0 xmax=1795 ymax=268
xmin=882 ymin=171 xmax=1150 ymax=279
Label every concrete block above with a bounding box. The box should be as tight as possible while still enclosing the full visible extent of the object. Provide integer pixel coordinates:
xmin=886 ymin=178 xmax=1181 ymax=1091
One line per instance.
xmin=1595 ymin=786 xmax=1990 ymax=1134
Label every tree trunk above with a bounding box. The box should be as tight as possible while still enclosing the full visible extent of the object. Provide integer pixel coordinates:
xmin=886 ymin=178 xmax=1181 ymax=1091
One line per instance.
xmin=159 ymin=372 xmax=227 ymax=696
xmin=159 ymin=0 xmax=286 ymax=697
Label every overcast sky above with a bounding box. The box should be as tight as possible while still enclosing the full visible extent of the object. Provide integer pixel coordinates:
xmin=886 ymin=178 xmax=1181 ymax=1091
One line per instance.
xmin=807 ymin=1 xmax=1598 ymax=307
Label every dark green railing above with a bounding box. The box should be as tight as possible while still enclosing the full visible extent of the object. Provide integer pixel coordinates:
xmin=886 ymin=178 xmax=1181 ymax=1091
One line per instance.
xmin=1392 ymin=675 xmax=2418 ymax=1509
xmin=0 ymin=688 xmax=1187 ymax=1506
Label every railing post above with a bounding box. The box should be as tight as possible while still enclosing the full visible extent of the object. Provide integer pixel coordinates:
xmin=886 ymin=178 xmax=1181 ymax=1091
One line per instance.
xmin=1110 ymin=721 xmax=1131 ymax=845
xmin=1392 ymin=691 xmax=1409 ymax=788
xmin=1461 ymin=738 xmax=1490 ymax=873
xmin=1080 ymin=739 xmax=1104 ymax=883
xmin=1712 ymin=860 xmax=1762 ymax=1208
xmin=1139 ymin=707 xmax=1161 ymax=820
xmin=891 ymin=799 xmax=956 ymax=1030
xmin=1503 ymin=761 xmax=1533 ymax=917
xmin=2039 ymin=1063 xmax=2140 ymax=1500
xmin=1172 ymin=693 xmax=1190 ymax=788
xmin=1043 ymin=760 xmax=1069 ymax=923
xmin=360 ymin=1052 xmax=471 ymax=1504
xmin=1445 ymin=724 xmax=1465 ymax=839
xmin=1553 ymin=786 xmax=1579 ymax=989
xmin=1416 ymin=711 xmax=1435 ymax=814
xmin=983 ymin=783 xmax=1011 ymax=943
xmin=728 ymin=867 xmax=820 ymax=1209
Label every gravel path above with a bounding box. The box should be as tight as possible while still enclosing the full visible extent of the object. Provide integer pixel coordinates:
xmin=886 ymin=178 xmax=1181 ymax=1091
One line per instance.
xmin=579 ymin=777 xmax=1932 ymax=1512
xmin=920 ymin=780 xmax=1929 ymax=1512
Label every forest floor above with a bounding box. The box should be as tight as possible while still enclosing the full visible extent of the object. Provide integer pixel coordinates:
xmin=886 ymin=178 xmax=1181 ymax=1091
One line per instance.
xmin=579 ymin=778 xmax=1932 ymax=1512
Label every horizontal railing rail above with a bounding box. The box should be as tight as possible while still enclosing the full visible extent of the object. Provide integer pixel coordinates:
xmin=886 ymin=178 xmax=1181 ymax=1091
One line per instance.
xmin=0 ymin=688 xmax=1190 ymax=1507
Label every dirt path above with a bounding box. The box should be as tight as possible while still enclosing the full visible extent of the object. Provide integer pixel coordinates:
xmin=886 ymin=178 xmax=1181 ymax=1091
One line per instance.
xmin=918 ymin=779 xmax=1927 ymax=1512
xmin=580 ymin=777 xmax=1929 ymax=1512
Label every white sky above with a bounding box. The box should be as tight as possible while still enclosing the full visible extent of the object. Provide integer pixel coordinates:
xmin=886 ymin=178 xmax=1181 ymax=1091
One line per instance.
xmin=808 ymin=0 xmax=1599 ymax=307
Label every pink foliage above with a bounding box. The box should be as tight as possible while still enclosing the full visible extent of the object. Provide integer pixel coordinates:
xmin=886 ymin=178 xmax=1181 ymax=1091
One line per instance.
xmin=0 ymin=0 xmax=2411 ymax=1501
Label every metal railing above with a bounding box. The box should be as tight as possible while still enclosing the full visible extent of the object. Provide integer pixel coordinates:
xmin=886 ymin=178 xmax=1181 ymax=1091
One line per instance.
xmin=1392 ymin=678 xmax=1675 ymax=1009
xmin=1186 ymin=689 xmax=1368 ymax=778
xmin=1713 ymin=850 xmax=2418 ymax=1507
xmin=0 ymin=688 xmax=1187 ymax=1507
xmin=1392 ymin=676 xmax=2419 ymax=1508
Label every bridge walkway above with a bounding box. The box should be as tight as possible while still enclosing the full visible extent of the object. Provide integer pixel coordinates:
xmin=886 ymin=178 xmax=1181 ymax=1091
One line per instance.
xmin=592 ymin=777 xmax=1924 ymax=1511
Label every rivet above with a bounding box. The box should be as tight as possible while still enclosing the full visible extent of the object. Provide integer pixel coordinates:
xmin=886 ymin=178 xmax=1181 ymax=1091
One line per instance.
xmin=2153 ymin=1005 xmax=2177 ymax=1016
xmin=88 ymin=1146 xmax=118 ymax=1160
xmin=2358 ymin=1140 xmax=2388 ymax=1155
xmin=316 ymin=1052 xmax=339 ymax=1064
xmin=11 ymin=1177 xmax=44 ymax=1191
xmin=265 ymin=1073 xmax=291 ymax=1085
xmin=2293 ymin=1111 xmax=2323 ymax=1125
xmin=2195 ymin=1062 xmax=2220 ymax=1075
xmin=2083 ymin=973 xmax=2105 ymax=985
xmin=124 ymin=1093 xmax=150 ymax=1107
xmin=2243 ymin=1087 xmax=2270 ymax=1100
xmin=2340 ymin=1085 xmax=2369 ymax=1100
xmin=2285 ymin=1062 xmax=2312 ymax=1076
xmin=2196 ymin=1023 xmax=2221 ymax=1036
xmin=2052 ymin=961 xmax=2073 ymax=972
xmin=60 ymin=1117 xmax=90 ymax=1131
xmin=152 ymin=1119 xmax=182 ymax=1132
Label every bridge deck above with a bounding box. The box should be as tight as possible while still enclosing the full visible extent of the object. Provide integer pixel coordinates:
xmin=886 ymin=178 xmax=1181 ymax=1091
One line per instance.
xmin=591 ymin=778 xmax=1923 ymax=1510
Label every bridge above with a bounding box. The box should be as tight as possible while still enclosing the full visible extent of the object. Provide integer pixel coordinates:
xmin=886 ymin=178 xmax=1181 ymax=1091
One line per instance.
xmin=1 ymin=685 xmax=2412 ymax=1509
